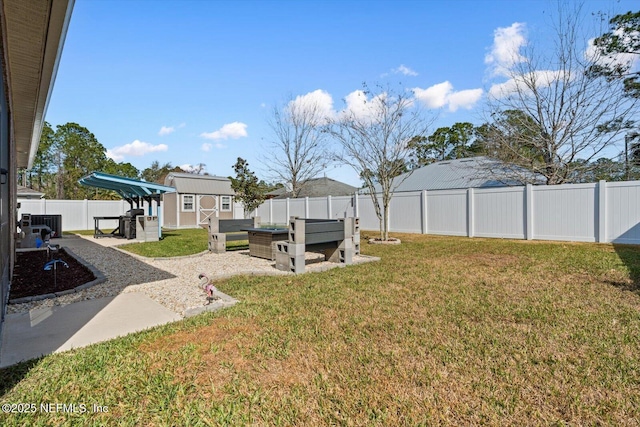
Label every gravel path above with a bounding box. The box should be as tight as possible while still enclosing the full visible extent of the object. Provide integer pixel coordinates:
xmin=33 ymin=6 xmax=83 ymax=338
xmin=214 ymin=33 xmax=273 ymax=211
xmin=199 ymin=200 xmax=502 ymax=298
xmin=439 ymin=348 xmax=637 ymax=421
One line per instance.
xmin=8 ymin=235 xmax=377 ymax=317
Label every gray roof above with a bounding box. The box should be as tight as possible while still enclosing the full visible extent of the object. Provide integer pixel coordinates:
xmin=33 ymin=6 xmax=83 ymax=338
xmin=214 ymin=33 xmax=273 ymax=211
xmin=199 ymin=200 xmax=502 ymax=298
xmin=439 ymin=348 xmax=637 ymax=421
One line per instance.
xmin=268 ymin=177 xmax=358 ymax=199
xmin=17 ymin=185 xmax=44 ymax=199
xmin=371 ymin=157 xmax=535 ymax=193
xmin=164 ymin=172 xmax=235 ymax=196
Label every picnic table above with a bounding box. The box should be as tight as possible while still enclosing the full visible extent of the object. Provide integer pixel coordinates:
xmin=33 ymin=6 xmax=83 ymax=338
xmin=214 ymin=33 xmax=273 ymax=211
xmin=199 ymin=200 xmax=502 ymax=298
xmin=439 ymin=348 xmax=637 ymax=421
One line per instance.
xmin=93 ymin=216 xmax=122 ymax=238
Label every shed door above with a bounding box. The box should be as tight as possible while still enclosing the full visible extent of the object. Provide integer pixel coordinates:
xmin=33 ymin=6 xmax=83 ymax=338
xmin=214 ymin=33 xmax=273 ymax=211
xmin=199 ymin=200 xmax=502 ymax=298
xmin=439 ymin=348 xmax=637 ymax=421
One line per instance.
xmin=198 ymin=195 xmax=217 ymax=226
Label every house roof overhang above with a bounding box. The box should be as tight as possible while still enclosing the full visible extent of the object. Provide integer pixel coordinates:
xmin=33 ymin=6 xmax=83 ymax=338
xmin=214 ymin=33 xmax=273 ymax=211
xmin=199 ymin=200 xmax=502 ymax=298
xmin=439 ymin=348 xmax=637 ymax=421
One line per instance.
xmin=79 ymin=172 xmax=176 ymax=201
xmin=2 ymin=0 xmax=74 ymax=169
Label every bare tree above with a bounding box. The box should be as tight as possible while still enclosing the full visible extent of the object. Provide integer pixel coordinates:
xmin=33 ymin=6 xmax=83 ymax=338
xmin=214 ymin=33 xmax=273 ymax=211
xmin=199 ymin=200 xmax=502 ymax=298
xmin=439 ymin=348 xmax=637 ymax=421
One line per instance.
xmin=263 ymin=93 xmax=330 ymax=198
xmin=484 ymin=3 xmax=638 ymax=185
xmin=328 ymin=84 xmax=434 ymax=241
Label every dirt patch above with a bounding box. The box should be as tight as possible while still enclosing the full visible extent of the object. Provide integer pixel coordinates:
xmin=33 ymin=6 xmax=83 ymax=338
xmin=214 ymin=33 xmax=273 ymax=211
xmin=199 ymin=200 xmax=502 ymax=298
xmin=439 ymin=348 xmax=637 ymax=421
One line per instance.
xmin=10 ymin=248 xmax=96 ymax=300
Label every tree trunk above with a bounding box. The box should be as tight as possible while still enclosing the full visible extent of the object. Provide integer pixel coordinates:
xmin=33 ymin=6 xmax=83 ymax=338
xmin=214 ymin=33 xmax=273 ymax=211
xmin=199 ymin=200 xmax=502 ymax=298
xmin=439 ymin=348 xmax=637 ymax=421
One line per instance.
xmin=383 ymin=205 xmax=389 ymax=240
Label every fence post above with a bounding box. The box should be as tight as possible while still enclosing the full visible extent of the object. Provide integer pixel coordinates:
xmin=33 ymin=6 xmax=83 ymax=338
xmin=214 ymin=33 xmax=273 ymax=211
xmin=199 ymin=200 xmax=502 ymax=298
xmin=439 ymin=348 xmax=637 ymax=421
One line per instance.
xmin=354 ymin=192 xmax=359 ymax=218
xmin=269 ymin=198 xmax=273 ymax=224
xmin=422 ymin=190 xmax=428 ymax=234
xmin=286 ymin=198 xmax=290 ymax=221
xmin=525 ymin=184 xmax=533 ymax=240
xmin=597 ymin=180 xmax=607 ymax=243
xmin=82 ymin=199 xmax=93 ymax=230
xmin=305 ymin=197 xmax=309 ymax=218
xmin=467 ymin=188 xmax=475 ymax=238
xmin=327 ymin=195 xmax=332 ymax=219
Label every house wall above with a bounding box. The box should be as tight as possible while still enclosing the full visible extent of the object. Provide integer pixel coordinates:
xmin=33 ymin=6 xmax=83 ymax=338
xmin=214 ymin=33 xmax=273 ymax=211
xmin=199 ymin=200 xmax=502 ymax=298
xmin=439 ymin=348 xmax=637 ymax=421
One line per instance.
xmin=0 ymin=62 xmax=11 ymax=330
xmin=255 ymin=181 xmax=640 ymax=245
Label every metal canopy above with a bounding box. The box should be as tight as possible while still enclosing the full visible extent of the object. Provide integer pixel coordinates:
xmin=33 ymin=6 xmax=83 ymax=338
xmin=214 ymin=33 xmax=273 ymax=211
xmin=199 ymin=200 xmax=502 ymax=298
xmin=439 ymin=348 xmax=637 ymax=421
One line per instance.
xmin=79 ymin=172 xmax=175 ymax=209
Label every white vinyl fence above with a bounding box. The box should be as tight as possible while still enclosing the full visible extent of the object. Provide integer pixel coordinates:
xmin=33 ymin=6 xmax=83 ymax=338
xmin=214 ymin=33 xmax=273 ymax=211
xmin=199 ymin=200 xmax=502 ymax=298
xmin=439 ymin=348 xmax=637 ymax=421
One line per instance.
xmin=255 ymin=180 xmax=640 ymax=245
xmin=18 ymin=199 xmax=247 ymax=231
xmin=18 ymin=199 xmax=158 ymax=231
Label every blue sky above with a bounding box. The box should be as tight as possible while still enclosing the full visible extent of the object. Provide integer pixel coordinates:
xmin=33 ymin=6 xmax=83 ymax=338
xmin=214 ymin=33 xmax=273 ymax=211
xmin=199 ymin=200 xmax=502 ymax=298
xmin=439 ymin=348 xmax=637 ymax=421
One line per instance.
xmin=44 ymin=0 xmax=638 ymax=187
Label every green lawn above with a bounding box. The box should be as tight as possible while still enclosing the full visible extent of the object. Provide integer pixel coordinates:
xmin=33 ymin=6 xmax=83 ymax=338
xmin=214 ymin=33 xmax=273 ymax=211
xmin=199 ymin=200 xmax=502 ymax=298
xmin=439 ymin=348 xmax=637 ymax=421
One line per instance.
xmin=68 ymin=228 xmax=248 ymax=257
xmin=1 ymin=233 xmax=639 ymax=425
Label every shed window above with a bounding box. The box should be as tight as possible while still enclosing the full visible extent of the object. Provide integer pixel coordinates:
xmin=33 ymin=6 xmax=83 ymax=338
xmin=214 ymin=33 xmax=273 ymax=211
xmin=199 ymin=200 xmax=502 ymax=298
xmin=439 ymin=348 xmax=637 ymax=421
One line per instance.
xmin=182 ymin=194 xmax=195 ymax=212
xmin=221 ymin=196 xmax=232 ymax=211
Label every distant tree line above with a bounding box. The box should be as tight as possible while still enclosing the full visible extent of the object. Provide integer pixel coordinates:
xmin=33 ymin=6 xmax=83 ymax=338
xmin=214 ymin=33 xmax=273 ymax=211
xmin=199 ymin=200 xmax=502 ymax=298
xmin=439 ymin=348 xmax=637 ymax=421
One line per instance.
xmin=23 ymin=122 xmax=203 ymax=200
xmin=409 ymin=116 xmax=640 ymax=183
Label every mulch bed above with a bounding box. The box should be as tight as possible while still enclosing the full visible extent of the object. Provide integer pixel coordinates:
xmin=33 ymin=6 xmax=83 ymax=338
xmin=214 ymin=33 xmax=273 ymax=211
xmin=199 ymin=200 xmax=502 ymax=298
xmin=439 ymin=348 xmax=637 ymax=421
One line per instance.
xmin=10 ymin=248 xmax=96 ymax=300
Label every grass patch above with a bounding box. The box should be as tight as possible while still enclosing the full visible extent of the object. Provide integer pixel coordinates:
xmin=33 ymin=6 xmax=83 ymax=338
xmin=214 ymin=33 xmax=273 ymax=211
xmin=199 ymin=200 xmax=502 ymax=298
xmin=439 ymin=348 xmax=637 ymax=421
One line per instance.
xmin=69 ymin=228 xmax=248 ymax=257
xmin=2 ymin=234 xmax=640 ymax=425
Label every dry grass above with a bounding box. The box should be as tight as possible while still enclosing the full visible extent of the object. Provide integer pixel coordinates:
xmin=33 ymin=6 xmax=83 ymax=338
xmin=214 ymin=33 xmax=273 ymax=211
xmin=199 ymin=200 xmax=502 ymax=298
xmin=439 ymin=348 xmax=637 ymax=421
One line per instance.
xmin=1 ymin=233 xmax=640 ymax=425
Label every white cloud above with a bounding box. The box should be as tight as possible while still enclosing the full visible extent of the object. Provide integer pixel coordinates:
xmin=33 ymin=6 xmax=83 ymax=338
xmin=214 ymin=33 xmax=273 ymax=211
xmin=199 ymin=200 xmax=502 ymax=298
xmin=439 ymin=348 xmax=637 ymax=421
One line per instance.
xmin=340 ymin=89 xmax=391 ymax=121
xmin=158 ymin=123 xmax=185 ymax=136
xmin=393 ymin=64 xmax=418 ymax=76
xmin=200 ymin=122 xmax=248 ymax=140
xmin=585 ymin=32 xmax=639 ymax=72
xmin=106 ymin=140 xmax=169 ymax=161
xmin=413 ymin=81 xmax=483 ymax=112
xmin=201 ymin=142 xmax=226 ymax=151
xmin=180 ymin=164 xmax=207 ymax=174
xmin=158 ymin=126 xmax=175 ymax=136
xmin=488 ymin=70 xmax=570 ymax=98
xmin=413 ymin=81 xmax=453 ymax=109
xmin=288 ymin=89 xmax=335 ymax=121
xmin=485 ymin=22 xmax=527 ymax=77
xmin=447 ymin=88 xmax=484 ymax=112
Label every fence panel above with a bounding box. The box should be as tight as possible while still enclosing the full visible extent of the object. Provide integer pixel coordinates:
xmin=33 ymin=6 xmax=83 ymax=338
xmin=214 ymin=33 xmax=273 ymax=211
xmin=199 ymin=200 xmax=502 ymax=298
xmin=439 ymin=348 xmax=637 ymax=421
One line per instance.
xmin=17 ymin=199 xmax=46 ymax=215
xmin=606 ymin=181 xmax=640 ymax=244
xmin=331 ymin=196 xmax=355 ymax=219
xmin=289 ymin=198 xmax=306 ymax=219
xmin=473 ymin=187 xmax=525 ymax=239
xmin=86 ymin=200 xmax=130 ymax=231
xmin=427 ymin=189 xmax=467 ymax=236
xmin=272 ymin=201 xmax=287 ymax=225
xmin=532 ymin=183 xmax=597 ymax=242
xmin=256 ymin=202 xmax=271 ymax=223
xmin=389 ymin=191 xmax=422 ymax=233
xmin=357 ymin=194 xmax=380 ymax=231
xmin=308 ymin=198 xmax=329 ymax=220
